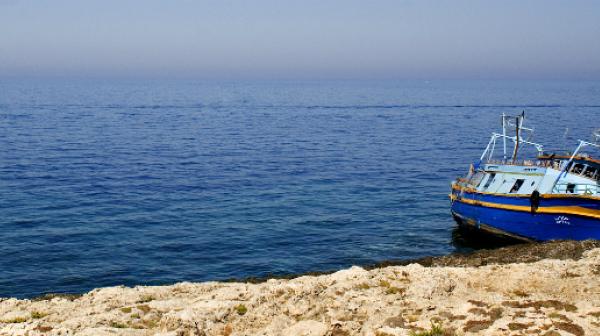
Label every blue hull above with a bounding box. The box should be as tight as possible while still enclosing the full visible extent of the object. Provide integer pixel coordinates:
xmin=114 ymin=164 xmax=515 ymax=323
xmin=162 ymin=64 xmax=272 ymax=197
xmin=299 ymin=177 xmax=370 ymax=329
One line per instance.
xmin=451 ymin=200 xmax=600 ymax=241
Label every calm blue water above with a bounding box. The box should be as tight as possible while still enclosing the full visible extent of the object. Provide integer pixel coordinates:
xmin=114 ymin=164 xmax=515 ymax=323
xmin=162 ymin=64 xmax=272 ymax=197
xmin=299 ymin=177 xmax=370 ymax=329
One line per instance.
xmin=1 ymin=79 xmax=599 ymax=298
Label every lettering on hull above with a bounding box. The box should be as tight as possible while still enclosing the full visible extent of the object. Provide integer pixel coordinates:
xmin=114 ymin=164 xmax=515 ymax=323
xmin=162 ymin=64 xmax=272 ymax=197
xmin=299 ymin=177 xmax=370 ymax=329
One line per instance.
xmin=554 ymin=216 xmax=570 ymax=225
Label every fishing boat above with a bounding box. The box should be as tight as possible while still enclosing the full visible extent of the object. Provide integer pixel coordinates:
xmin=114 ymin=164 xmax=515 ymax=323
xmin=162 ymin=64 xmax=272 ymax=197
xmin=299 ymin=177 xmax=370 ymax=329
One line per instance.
xmin=450 ymin=113 xmax=600 ymax=242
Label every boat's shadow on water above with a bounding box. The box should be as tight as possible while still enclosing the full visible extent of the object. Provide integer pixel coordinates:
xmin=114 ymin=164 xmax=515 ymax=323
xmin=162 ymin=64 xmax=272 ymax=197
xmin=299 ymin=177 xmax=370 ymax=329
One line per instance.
xmin=450 ymin=226 xmax=525 ymax=252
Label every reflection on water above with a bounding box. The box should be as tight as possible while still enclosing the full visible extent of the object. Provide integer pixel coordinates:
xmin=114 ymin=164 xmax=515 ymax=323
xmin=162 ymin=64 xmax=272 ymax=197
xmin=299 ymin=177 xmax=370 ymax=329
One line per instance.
xmin=450 ymin=226 xmax=523 ymax=253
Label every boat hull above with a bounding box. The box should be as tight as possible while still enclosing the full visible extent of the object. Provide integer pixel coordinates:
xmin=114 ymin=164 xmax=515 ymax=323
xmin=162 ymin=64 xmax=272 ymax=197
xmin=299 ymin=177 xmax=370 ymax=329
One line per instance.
xmin=451 ymin=198 xmax=600 ymax=241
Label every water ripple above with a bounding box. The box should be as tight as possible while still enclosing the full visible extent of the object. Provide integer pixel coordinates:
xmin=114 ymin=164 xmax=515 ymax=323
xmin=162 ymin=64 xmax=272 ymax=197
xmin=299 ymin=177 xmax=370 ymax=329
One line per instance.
xmin=0 ymin=79 xmax=599 ymax=298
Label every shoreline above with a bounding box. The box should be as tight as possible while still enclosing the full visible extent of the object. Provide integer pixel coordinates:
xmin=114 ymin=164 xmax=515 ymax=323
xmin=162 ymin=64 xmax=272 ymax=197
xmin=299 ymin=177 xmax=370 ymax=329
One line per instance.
xmin=19 ymin=239 xmax=600 ymax=301
xmin=2 ymin=240 xmax=600 ymax=335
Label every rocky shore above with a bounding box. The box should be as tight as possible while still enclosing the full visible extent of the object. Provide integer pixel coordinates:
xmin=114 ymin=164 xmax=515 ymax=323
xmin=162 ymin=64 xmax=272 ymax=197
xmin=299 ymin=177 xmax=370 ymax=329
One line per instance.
xmin=2 ymin=240 xmax=600 ymax=336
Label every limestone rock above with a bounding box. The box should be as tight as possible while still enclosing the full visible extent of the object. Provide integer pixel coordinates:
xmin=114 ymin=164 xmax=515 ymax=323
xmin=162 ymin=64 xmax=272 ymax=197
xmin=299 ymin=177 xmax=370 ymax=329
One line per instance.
xmin=282 ymin=320 xmax=327 ymax=336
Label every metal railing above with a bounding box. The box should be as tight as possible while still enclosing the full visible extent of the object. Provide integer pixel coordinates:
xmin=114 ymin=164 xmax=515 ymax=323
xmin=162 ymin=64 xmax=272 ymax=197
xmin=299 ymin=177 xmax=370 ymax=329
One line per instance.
xmin=480 ymin=133 xmax=544 ymax=162
xmin=552 ymin=183 xmax=599 ymax=195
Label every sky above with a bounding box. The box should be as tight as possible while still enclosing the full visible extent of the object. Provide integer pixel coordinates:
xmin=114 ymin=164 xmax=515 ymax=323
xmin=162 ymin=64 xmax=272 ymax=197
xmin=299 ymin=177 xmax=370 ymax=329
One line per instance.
xmin=1 ymin=0 xmax=599 ymax=80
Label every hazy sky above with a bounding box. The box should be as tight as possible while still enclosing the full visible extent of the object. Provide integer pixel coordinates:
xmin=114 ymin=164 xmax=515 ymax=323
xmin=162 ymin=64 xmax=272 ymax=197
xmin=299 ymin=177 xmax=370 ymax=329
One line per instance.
xmin=1 ymin=0 xmax=599 ymax=79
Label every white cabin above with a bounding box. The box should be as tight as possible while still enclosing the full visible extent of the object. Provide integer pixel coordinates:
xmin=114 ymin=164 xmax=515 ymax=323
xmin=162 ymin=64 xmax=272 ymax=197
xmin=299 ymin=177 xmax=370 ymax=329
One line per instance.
xmin=469 ymin=160 xmax=599 ymax=196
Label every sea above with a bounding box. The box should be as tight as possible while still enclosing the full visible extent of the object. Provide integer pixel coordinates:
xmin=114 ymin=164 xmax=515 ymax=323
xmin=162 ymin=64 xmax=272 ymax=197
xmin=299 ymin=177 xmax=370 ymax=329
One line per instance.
xmin=1 ymin=79 xmax=599 ymax=298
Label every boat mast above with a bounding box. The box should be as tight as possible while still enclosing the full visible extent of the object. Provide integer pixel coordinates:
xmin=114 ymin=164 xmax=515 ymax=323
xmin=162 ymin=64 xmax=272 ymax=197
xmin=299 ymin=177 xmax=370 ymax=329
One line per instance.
xmin=511 ymin=115 xmax=520 ymax=162
xmin=481 ymin=112 xmax=543 ymax=164
xmin=510 ymin=111 xmax=526 ymax=163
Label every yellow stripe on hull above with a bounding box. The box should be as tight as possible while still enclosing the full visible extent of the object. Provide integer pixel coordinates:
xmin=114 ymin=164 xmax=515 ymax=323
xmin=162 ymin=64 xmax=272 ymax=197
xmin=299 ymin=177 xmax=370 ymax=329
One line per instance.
xmin=450 ymin=194 xmax=600 ymax=220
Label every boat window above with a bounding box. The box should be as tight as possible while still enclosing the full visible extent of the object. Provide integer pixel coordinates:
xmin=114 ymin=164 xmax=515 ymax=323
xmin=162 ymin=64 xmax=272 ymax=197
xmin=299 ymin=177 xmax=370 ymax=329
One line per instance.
xmin=566 ymin=184 xmax=576 ymax=193
xmin=509 ymin=179 xmax=525 ymax=193
xmin=552 ymin=160 xmax=561 ymax=170
xmin=482 ymin=173 xmax=496 ymax=189
xmin=571 ymin=163 xmax=585 ymax=175
xmin=471 ymin=172 xmax=485 ymax=187
xmin=584 ymin=166 xmax=597 ymax=179
xmin=563 ymin=161 xmax=572 ymax=171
